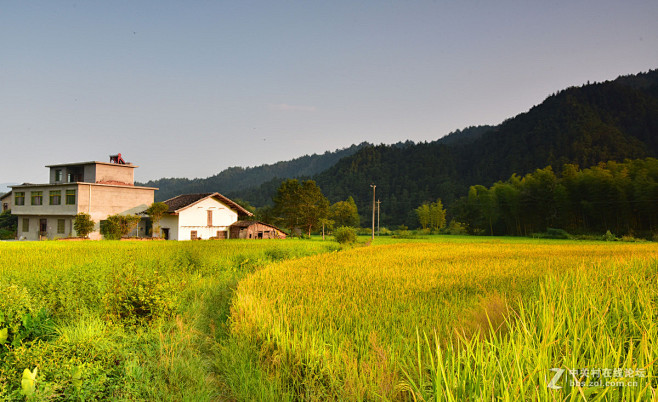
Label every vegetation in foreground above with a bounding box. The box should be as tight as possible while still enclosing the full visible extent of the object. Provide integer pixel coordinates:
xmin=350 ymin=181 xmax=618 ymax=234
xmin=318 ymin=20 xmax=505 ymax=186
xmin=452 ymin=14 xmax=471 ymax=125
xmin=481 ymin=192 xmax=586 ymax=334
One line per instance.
xmin=0 ymin=239 xmax=339 ymax=400
xmin=230 ymin=239 xmax=658 ymax=400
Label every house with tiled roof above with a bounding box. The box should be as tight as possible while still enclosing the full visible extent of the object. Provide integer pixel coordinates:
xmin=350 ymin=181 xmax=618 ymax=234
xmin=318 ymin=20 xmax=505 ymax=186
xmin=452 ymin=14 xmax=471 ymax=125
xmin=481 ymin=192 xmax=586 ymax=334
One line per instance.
xmin=158 ymin=192 xmax=253 ymax=240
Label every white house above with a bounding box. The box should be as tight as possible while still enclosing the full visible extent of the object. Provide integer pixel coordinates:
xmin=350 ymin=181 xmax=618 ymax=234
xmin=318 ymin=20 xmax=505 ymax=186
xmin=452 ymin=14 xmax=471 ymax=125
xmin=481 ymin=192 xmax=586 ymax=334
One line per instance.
xmin=159 ymin=192 xmax=253 ymax=240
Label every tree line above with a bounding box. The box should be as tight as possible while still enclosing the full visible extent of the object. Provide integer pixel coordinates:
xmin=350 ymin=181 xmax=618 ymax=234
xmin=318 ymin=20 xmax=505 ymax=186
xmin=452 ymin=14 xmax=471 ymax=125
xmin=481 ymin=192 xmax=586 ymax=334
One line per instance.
xmin=449 ymin=158 xmax=658 ymax=238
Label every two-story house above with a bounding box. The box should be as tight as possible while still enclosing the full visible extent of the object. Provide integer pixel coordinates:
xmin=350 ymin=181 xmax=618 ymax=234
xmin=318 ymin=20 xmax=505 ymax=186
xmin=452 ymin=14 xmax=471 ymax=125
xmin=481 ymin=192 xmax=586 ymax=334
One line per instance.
xmin=11 ymin=156 xmax=157 ymax=240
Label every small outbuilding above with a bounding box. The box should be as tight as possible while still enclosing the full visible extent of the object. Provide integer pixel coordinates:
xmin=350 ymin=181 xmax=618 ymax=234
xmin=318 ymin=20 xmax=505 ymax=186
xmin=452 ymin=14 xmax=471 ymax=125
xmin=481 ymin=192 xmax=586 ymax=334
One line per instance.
xmin=229 ymin=220 xmax=287 ymax=239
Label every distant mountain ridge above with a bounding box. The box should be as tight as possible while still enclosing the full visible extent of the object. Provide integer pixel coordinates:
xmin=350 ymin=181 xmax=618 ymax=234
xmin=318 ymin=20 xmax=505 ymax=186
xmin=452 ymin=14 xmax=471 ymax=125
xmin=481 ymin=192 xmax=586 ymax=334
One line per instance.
xmin=139 ymin=143 xmax=369 ymax=201
xmin=225 ymin=69 xmax=658 ymax=227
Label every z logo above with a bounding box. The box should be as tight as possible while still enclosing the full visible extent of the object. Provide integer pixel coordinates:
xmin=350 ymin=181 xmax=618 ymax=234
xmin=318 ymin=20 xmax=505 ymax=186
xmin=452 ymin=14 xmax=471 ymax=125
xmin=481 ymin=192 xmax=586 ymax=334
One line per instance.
xmin=547 ymin=368 xmax=566 ymax=389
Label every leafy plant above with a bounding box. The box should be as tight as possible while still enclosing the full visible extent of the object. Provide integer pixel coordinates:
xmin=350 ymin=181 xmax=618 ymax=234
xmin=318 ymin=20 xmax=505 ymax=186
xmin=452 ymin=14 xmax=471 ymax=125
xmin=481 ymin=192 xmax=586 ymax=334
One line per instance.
xmin=333 ymin=226 xmax=357 ymax=244
xmin=73 ymin=213 xmax=95 ymax=238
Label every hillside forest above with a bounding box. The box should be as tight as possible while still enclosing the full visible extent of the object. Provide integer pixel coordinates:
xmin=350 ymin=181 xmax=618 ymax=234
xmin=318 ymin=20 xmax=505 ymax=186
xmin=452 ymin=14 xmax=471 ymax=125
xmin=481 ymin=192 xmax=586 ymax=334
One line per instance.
xmin=141 ymin=69 xmax=658 ymax=237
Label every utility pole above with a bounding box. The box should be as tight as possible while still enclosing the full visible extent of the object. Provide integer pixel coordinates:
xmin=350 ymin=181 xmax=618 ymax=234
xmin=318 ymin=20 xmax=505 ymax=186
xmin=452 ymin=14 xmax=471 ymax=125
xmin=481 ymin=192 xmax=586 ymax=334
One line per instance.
xmin=370 ymin=184 xmax=376 ymax=241
xmin=376 ymin=199 xmax=381 ymax=236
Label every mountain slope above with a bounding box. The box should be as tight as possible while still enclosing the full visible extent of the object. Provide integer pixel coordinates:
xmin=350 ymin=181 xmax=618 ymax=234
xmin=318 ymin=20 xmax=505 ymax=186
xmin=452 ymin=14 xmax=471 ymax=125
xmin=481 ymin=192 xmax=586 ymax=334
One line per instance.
xmin=308 ymin=70 xmax=658 ymax=227
xmin=140 ymin=143 xmax=369 ymax=201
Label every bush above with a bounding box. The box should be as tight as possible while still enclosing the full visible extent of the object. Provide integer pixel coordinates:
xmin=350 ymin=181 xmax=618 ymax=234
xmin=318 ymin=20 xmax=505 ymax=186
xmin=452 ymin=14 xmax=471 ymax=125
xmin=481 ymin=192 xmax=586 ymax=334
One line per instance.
xmin=602 ymin=230 xmax=616 ymax=241
xmin=73 ymin=213 xmax=95 ymax=238
xmin=100 ymin=214 xmax=141 ymax=240
xmin=103 ymin=268 xmax=176 ymax=325
xmin=334 ymin=227 xmax=357 ymax=244
xmin=446 ymin=220 xmax=468 ymax=235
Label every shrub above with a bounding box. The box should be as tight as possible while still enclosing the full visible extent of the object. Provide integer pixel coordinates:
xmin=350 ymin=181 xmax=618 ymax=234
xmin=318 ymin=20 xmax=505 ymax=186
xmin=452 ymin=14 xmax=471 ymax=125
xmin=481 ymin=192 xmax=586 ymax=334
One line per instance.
xmin=602 ymin=230 xmax=616 ymax=241
xmin=73 ymin=213 xmax=95 ymax=238
xmin=103 ymin=268 xmax=176 ymax=325
xmin=334 ymin=226 xmax=357 ymax=244
xmin=101 ymin=214 xmax=141 ymax=240
xmin=446 ymin=220 xmax=468 ymax=235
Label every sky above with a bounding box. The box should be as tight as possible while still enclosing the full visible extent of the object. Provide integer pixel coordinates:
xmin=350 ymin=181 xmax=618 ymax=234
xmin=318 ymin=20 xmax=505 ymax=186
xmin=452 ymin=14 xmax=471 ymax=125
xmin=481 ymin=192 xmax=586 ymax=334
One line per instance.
xmin=1 ymin=1 xmax=657 ymax=190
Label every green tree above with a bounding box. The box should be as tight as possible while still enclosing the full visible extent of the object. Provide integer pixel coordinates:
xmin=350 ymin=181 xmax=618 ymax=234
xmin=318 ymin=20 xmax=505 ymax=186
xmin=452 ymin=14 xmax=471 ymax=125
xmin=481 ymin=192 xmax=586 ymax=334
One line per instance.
xmin=145 ymin=202 xmax=169 ymax=237
xmin=73 ymin=213 xmax=95 ymax=239
xmin=415 ymin=203 xmax=430 ymax=229
xmin=429 ymin=199 xmax=447 ymax=230
xmin=101 ymin=214 xmax=141 ymax=240
xmin=330 ymin=196 xmax=360 ymax=227
xmin=273 ymin=179 xmax=330 ymax=236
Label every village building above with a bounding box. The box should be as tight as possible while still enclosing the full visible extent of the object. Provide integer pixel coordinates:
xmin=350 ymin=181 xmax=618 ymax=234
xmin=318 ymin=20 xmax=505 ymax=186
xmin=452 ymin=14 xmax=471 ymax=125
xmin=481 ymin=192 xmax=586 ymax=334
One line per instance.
xmin=1 ymin=191 xmax=11 ymax=212
xmin=229 ymin=220 xmax=287 ymax=239
xmin=159 ymin=192 xmax=254 ymax=240
xmin=11 ymin=154 xmax=157 ymax=240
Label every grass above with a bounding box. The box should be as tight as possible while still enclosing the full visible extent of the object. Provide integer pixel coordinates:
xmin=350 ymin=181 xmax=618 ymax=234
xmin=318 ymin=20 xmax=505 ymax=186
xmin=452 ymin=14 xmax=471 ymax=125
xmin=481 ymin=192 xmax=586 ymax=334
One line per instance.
xmin=0 ymin=239 xmax=339 ymax=400
xmin=1 ymin=236 xmax=656 ymax=400
xmin=229 ymin=239 xmax=658 ymax=400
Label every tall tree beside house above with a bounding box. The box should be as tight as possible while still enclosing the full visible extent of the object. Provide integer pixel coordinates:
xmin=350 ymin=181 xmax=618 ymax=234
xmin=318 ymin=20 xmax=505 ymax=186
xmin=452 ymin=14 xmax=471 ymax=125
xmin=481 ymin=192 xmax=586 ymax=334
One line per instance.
xmin=330 ymin=196 xmax=360 ymax=228
xmin=73 ymin=213 xmax=95 ymax=239
xmin=145 ymin=202 xmax=169 ymax=237
xmin=273 ymin=179 xmax=330 ymax=236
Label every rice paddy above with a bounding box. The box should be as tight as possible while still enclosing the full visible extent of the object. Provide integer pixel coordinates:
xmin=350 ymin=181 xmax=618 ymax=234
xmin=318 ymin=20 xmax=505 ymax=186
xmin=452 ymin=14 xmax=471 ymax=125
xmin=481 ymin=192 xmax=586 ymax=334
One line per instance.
xmin=1 ymin=237 xmax=656 ymax=400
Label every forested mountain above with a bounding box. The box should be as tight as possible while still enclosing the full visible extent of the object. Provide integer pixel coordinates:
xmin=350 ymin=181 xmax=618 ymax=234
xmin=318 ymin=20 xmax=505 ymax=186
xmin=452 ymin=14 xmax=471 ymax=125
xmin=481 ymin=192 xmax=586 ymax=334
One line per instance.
xmin=139 ymin=143 xmax=369 ymax=201
xmin=230 ymin=70 xmax=658 ymax=228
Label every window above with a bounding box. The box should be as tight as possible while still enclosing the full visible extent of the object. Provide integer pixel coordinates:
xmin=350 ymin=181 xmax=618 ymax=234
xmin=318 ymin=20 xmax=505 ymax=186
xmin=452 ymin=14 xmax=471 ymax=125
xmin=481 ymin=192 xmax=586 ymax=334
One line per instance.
xmin=207 ymin=210 xmax=213 ymax=226
xmin=15 ymin=192 xmax=25 ymax=206
xmin=2 ymin=203 xmax=7 ymax=211
xmin=66 ymin=189 xmax=76 ymax=205
xmin=31 ymin=191 xmax=43 ymax=205
xmin=22 ymin=218 xmax=29 ymax=233
xmin=55 ymin=169 xmax=62 ymax=182
xmin=191 ymin=230 xmax=198 ymax=240
xmin=57 ymin=219 xmax=65 ymax=234
xmin=49 ymin=190 xmax=61 ymax=205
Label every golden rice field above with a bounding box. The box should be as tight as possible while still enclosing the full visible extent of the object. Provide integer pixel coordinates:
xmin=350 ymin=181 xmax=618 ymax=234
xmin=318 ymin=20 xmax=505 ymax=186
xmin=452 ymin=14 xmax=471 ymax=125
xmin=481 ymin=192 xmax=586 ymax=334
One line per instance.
xmin=0 ymin=237 xmax=656 ymax=401
xmin=230 ymin=239 xmax=658 ymax=400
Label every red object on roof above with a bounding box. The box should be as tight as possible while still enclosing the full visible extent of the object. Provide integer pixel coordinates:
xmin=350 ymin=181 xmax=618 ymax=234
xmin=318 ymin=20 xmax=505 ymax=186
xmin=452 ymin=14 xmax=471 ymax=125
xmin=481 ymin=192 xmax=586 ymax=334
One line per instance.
xmin=109 ymin=153 xmax=126 ymax=164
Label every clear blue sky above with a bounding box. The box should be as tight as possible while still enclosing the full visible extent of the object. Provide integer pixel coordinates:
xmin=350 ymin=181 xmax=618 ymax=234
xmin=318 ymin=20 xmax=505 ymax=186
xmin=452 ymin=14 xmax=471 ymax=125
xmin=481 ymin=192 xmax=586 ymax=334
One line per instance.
xmin=2 ymin=1 xmax=657 ymax=189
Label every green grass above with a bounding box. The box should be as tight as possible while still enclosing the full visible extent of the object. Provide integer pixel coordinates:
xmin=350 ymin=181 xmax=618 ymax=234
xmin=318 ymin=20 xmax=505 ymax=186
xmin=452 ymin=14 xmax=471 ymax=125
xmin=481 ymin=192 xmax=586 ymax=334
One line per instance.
xmin=0 ymin=239 xmax=339 ymax=400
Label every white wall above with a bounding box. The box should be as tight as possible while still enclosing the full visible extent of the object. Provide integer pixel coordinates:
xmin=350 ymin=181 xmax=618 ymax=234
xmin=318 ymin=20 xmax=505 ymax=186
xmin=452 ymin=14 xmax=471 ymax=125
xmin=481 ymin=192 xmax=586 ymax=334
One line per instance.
xmin=159 ymin=215 xmax=179 ymax=240
xmin=176 ymin=197 xmax=238 ymax=240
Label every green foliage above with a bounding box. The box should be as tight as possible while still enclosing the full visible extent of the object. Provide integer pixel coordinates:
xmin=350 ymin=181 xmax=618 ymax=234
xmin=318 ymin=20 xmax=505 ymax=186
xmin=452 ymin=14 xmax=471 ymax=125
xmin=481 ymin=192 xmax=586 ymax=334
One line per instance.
xmin=333 ymin=226 xmax=357 ymax=244
xmin=73 ymin=213 xmax=95 ymax=238
xmin=532 ymin=228 xmax=572 ymax=239
xmin=144 ymin=202 xmax=169 ymax=237
xmin=0 ymin=210 xmax=17 ymax=239
xmin=103 ymin=268 xmax=177 ymax=325
xmin=415 ymin=199 xmax=446 ymax=230
xmin=273 ymin=179 xmax=330 ymax=236
xmin=330 ymin=196 xmax=360 ymax=227
xmin=100 ymin=214 xmax=141 ymax=240
xmin=603 ymin=230 xmax=616 ymax=241
xmin=452 ymin=158 xmax=658 ymax=237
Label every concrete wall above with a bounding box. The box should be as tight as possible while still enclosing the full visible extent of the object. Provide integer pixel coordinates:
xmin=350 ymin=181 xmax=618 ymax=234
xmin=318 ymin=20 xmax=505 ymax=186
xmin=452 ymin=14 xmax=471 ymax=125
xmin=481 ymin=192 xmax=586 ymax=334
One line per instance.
xmin=13 ymin=183 xmax=154 ymax=240
xmin=11 ymin=185 xmax=79 ymax=216
xmin=78 ymin=184 xmax=154 ymax=239
xmin=94 ymin=164 xmax=134 ymax=184
xmin=175 ymin=197 xmax=238 ymax=241
xmin=17 ymin=215 xmax=75 ymax=240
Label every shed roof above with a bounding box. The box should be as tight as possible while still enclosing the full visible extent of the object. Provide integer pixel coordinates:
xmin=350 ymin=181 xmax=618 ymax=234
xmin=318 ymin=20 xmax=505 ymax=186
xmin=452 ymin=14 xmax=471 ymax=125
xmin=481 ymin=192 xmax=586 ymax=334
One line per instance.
xmin=230 ymin=220 xmax=287 ymax=233
xmin=162 ymin=192 xmax=253 ymax=217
